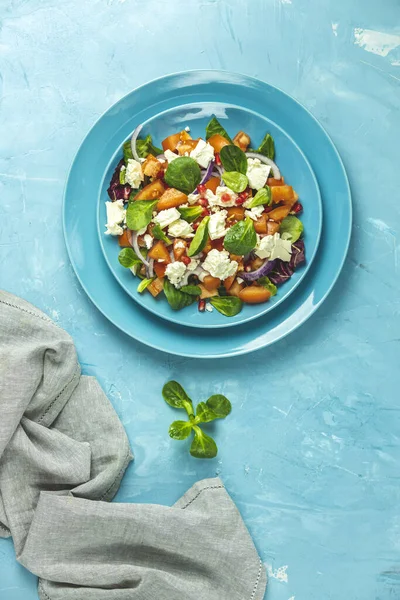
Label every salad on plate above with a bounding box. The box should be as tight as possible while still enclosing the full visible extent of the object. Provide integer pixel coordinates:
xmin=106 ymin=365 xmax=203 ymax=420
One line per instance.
xmin=104 ymin=116 xmax=306 ymax=317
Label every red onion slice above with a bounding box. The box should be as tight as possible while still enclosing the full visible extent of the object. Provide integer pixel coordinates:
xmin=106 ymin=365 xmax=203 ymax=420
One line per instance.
xmin=239 ymin=259 xmax=277 ymax=282
xmin=130 ymin=125 xmax=143 ymax=163
xmin=245 ymin=152 xmax=281 ymax=180
xmin=130 ymin=230 xmax=150 ymax=267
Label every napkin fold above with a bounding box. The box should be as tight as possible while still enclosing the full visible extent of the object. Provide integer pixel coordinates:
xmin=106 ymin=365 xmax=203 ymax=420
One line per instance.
xmin=0 ymin=290 xmax=266 ymax=600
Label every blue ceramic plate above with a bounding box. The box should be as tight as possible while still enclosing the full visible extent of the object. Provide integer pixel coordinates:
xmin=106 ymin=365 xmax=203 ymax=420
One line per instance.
xmin=63 ymin=71 xmax=351 ymax=358
xmin=98 ymin=104 xmax=322 ymax=329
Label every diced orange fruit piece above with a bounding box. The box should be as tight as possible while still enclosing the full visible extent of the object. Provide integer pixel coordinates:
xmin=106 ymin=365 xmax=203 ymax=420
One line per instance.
xmin=267 ymin=205 xmax=291 ymax=222
xmin=173 ymin=239 xmax=187 ymax=260
xmin=207 ymin=134 xmax=230 ymax=153
xmin=148 ymin=240 xmax=171 ymax=263
xmin=135 ymin=180 xmax=165 ymax=200
xmin=271 ymin=185 xmax=294 ymax=204
xmin=227 ymin=206 xmax=245 ymax=222
xmin=228 ymin=279 xmax=244 ymax=297
xmin=239 ymin=286 xmax=271 ymax=304
xmin=254 ymin=213 xmax=268 ymax=234
xmin=266 ymin=220 xmax=280 ymax=236
xmin=203 ymin=275 xmax=221 ymax=291
xmin=147 ymin=277 xmax=164 ymax=297
xmin=156 ymin=188 xmax=188 ymax=211
xmin=224 ymin=275 xmax=236 ymax=291
xmin=233 ymin=131 xmax=251 ymax=152
xmin=267 ymin=177 xmax=285 ymax=187
xmin=199 ymin=284 xmax=219 ymax=299
xmin=154 ymin=262 xmax=167 ymax=278
xmin=204 ymin=176 xmax=220 ymax=194
xmin=118 ymin=229 xmax=131 ymax=247
xmin=177 ymin=139 xmax=199 ymax=155
xmin=142 ymin=154 xmax=163 ymax=178
xmin=162 ymin=132 xmax=182 ymax=152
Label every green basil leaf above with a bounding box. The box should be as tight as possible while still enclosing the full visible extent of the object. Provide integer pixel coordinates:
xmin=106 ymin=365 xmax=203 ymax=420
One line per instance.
xmin=257 ymin=133 xmax=275 ymax=160
xmin=210 ymin=296 xmax=243 ymax=317
xmin=223 ymin=217 xmax=257 ymax=255
xmin=136 ymin=134 xmax=162 ymax=159
xmin=169 ymin=420 xmax=193 ymax=440
xmin=162 ymin=381 xmax=194 ymax=417
xmin=222 ymin=171 xmax=248 ymax=193
xmin=195 ymin=402 xmax=218 ymax=423
xmin=190 ymin=426 xmax=218 ymax=459
xmin=152 ymin=223 xmax=172 ymax=245
xmin=118 ymin=247 xmax=142 ymax=269
xmin=163 ymin=279 xmax=195 ymax=311
xmin=220 ymin=145 xmax=248 ymax=175
xmin=123 ymin=140 xmax=133 ymax=162
xmin=279 ymin=215 xmax=304 ymax=243
xmin=180 ymin=285 xmax=201 ymax=296
xmin=178 ymin=205 xmax=204 ymax=223
xmin=257 ymin=276 xmax=277 ymax=296
xmin=206 ymin=394 xmax=232 ymax=418
xmin=164 ymin=157 xmax=201 ymax=194
xmin=205 ymin=116 xmax=232 ymax=142
xmin=247 ymin=186 xmax=272 ymax=208
xmin=188 ymin=216 xmax=210 ymax=257
xmin=126 ymin=199 xmax=158 ymax=231
xmin=137 ymin=277 xmax=154 ymax=293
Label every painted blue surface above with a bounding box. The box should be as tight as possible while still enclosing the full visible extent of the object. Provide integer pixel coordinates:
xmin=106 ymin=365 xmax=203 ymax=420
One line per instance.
xmin=65 ymin=71 xmax=347 ymax=356
xmin=0 ymin=1 xmax=399 ymax=599
xmin=97 ymin=96 xmax=323 ymax=330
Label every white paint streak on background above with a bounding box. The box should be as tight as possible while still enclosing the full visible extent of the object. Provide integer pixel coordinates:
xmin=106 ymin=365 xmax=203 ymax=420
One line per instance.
xmin=354 ymin=28 xmax=400 ymax=58
xmin=266 ymin=563 xmax=289 ymax=583
xmin=332 ymin=23 xmax=338 ymax=37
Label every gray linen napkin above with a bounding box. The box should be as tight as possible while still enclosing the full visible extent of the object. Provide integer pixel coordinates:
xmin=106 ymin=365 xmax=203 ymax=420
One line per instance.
xmin=0 ymin=290 xmax=266 ymax=600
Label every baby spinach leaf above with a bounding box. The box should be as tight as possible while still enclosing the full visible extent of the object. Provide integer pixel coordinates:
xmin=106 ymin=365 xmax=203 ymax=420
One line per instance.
xmin=257 ymin=133 xmax=275 ymax=160
xmin=220 ymin=145 xmax=248 ymax=175
xmin=223 ymin=217 xmax=257 ymax=255
xmin=195 ymin=402 xmax=218 ymax=423
xmin=152 ymin=223 xmax=172 ymax=245
xmin=126 ymin=199 xmax=158 ymax=231
xmin=137 ymin=277 xmax=154 ymax=293
xmin=188 ymin=216 xmax=210 ymax=257
xmin=118 ymin=247 xmax=142 ymax=269
xmin=162 ymin=381 xmax=194 ymax=416
xmin=164 ymin=157 xmax=201 ymax=194
xmin=178 ymin=205 xmax=204 ymax=223
xmin=205 ymin=116 xmax=232 ymax=142
xmin=169 ymin=420 xmax=193 ymax=440
xmin=246 ymin=186 xmax=272 ymax=208
xmin=279 ymin=215 xmax=303 ymax=243
xmin=180 ymin=285 xmax=201 ymax=296
xmin=206 ymin=394 xmax=232 ymax=418
xmin=123 ymin=140 xmax=133 ymax=162
xmin=136 ymin=134 xmax=162 ymax=159
xmin=257 ymin=276 xmax=277 ymax=296
xmin=164 ymin=279 xmax=196 ymax=311
xmin=222 ymin=171 xmax=248 ymax=193
xmin=210 ymin=296 xmax=243 ymax=317
xmin=190 ymin=426 xmax=218 ymax=459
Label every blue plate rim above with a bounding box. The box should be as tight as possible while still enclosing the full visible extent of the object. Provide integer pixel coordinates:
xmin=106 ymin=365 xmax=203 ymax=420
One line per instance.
xmin=96 ymin=101 xmax=323 ymax=329
xmin=62 ymin=69 xmax=352 ymax=358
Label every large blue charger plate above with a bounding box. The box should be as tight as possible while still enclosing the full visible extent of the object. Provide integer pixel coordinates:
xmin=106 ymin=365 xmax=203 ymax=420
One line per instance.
xmin=63 ymin=71 xmax=351 ymax=358
xmin=98 ymin=104 xmax=322 ymax=328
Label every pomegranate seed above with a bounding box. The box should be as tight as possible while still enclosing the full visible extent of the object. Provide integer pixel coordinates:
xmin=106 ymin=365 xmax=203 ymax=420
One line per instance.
xmin=202 ymin=208 xmax=210 ymax=217
xmin=197 ymin=183 xmax=206 ymax=194
xmin=199 ymin=198 xmax=208 ymax=207
xmin=235 ymin=197 xmax=246 ymax=205
xmin=215 ymin=153 xmax=221 ymax=165
xmin=245 ymin=265 xmax=252 ymax=272
xmin=156 ymin=169 xmax=165 ymax=179
xmin=221 ymin=193 xmax=231 ymax=203
xmin=239 ymin=191 xmax=249 ymax=200
xmin=193 ymin=222 xmax=199 ymax=230
xmin=182 ymin=256 xmax=191 ymax=266
xmin=293 ymin=201 xmax=303 ymax=214
xmin=198 ymin=299 xmax=206 ymax=312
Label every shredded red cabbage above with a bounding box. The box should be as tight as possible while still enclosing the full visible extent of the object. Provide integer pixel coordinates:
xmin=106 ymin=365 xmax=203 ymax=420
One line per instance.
xmin=269 ymin=239 xmax=305 ymax=285
xmin=107 ymin=159 xmax=131 ymax=201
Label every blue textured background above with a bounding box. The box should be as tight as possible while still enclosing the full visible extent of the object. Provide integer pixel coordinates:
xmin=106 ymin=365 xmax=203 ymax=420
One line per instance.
xmin=1 ymin=1 xmax=400 ymax=599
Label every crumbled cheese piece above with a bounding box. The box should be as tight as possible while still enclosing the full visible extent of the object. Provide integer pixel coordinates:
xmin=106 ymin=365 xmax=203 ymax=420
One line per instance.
xmin=105 ymin=200 xmax=126 ymax=236
xmin=164 ymin=149 xmax=180 ymax=163
xmin=202 ymin=249 xmax=238 ymax=280
xmin=125 ymin=159 xmax=144 ymax=189
xmin=153 ymin=207 xmax=181 ymax=229
xmin=190 ymin=139 xmax=215 ymax=168
xmin=205 ymin=303 xmax=213 ymax=312
xmin=187 ymin=192 xmax=199 ymax=205
xmin=206 ymin=186 xmax=238 ymax=208
xmin=165 ymin=261 xmax=187 ymax=287
xmin=168 ymin=219 xmax=194 ymax=238
xmin=187 ymin=258 xmax=199 ymax=271
xmin=144 ymin=234 xmax=153 ymax=249
xmin=208 ymin=210 xmax=227 ymax=240
xmin=185 ymin=126 xmax=191 ymax=132
xmin=174 ymin=240 xmax=186 ymax=250
xmin=246 ymin=158 xmax=270 ymax=190
xmin=237 ymin=277 xmax=244 ymax=284
xmin=255 ymin=233 xmax=292 ymax=261
xmin=245 ymin=205 xmax=264 ymax=221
